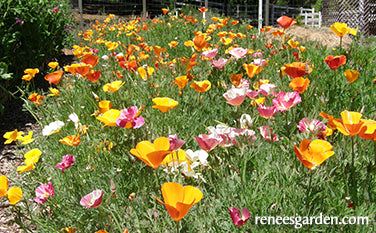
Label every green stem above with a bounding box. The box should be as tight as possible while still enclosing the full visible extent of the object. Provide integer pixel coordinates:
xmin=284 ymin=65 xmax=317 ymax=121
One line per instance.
xmin=176 ymin=220 xmax=180 ymax=233
xmin=374 ymin=141 xmax=376 ymax=167
xmin=350 ymin=136 xmax=358 ymax=207
xmin=161 ymin=113 xmax=166 ymax=136
xmin=154 ymin=169 xmax=161 ymax=188
xmin=306 ymin=169 xmax=314 ymax=208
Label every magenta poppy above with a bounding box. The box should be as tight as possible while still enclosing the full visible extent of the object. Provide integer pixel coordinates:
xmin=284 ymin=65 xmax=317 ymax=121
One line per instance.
xmin=228 ymin=207 xmax=251 ymax=226
xmin=272 ymin=91 xmax=301 ymax=112
xmin=168 ymin=134 xmax=186 ymax=150
xmin=257 ymin=104 xmax=278 ymax=119
xmin=195 ymin=134 xmax=222 ymax=152
xmin=34 ymin=182 xmax=55 ymax=204
xmin=55 ymin=154 xmax=75 ymax=173
xmin=259 ymin=125 xmax=279 ymax=142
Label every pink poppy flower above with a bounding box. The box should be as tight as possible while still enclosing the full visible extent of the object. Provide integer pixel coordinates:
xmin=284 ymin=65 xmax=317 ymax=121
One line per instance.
xmin=257 ymin=104 xmax=278 ymax=119
xmin=34 ymin=182 xmax=55 ymax=204
xmin=211 ymin=58 xmax=228 ymax=69
xmin=228 ymin=47 xmax=248 ymax=60
xmin=80 ymin=190 xmax=104 ymax=208
xmin=227 ymin=128 xmax=257 ymax=147
xmin=247 ymin=90 xmax=260 ymax=99
xmin=228 ymin=207 xmax=251 ymax=226
xmin=195 ymin=134 xmax=222 ymax=152
xmin=223 ymin=86 xmax=248 ymax=106
xmin=55 ymin=154 xmax=75 ymax=173
xmin=298 ymin=118 xmax=326 ymax=134
xmin=116 ymin=106 xmax=145 ymax=129
xmin=259 ymin=125 xmax=279 ymax=142
xmin=201 ymin=48 xmax=218 ymax=59
xmin=168 ymin=134 xmax=186 ymax=150
xmin=272 ymin=91 xmax=301 ymax=112
xmin=253 ymin=52 xmax=263 ymax=58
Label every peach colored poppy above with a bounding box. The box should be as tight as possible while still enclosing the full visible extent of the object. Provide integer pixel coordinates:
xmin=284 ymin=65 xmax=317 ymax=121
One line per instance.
xmin=243 ymin=63 xmax=263 ymax=79
xmin=44 ymin=71 xmax=64 ymax=85
xmin=333 ymin=110 xmax=364 ymax=137
xmin=154 ymin=182 xmax=203 ymax=221
xmin=59 ymin=134 xmax=81 ymax=146
xmin=294 ymin=139 xmax=334 ymax=169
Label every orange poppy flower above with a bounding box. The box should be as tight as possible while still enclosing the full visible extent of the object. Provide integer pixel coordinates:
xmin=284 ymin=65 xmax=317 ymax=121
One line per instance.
xmin=0 ymin=175 xmax=23 ymax=205
xmin=22 ymin=68 xmax=39 ymax=81
xmin=152 ymin=97 xmax=178 ymax=113
xmin=283 ymin=62 xmax=312 ymax=78
xmin=59 ymin=134 xmax=81 ymax=146
xmin=231 ymin=74 xmax=243 ymax=87
xmin=287 ymin=39 xmax=300 ymax=48
xmin=272 ymin=30 xmax=286 ymax=37
xmin=344 ymin=69 xmax=359 ymax=83
xmin=193 ymin=34 xmax=207 ymax=51
xmin=175 ymin=76 xmax=189 ymax=89
xmin=333 ymin=110 xmax=364 ymax=137
xmin=28 ymin=93 xmax=44 ymax=105
xmin=96 ymin=109 xmax=121 ymax=127
xmin=289 ymin=77 xmax=310 ymax=94
xmin=162 ymin=8 xmax=169 ymax=15
xmin=81 ymin=54 xmax=99 ymax=68
xmin=85 ymin=70 xmax=101 ymax=82
xmin=44 ymin=71 xmax=64 ymax=85
xmin=319 ymin=112 xmax=337 ymax=130
xmin=243 ymin=63 xmax=263 ymax=79
xmin=130 ymin=137 xmax=173 ymax=169
xmin=190 ymin=80 xmax=211 ymax=93
xmin=75 ymin=63 xmax=91 ymax=76
xmin=358 ymin=119 xmax=376 ymax=141
xmin=98 ymin=100 xmax=112 ymax=114
xmin=276 ymin=16 xmax=296 ymax=29
xmin=154 ymin=182 xmax=203 ymax=221
xmin=198 ymin=7 xmax=208 ymax=13
xmin=294 ymin=139 xmax=334 ymax=170
xmin=265 ymin=43 xmax=273 ymax=49
xmin=324 ymin=55 xmax=346 ymax=70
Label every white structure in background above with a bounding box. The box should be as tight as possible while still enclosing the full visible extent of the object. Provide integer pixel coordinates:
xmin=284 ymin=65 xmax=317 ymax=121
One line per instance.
xmin=300 ymin=7 xmax=322 ymax=28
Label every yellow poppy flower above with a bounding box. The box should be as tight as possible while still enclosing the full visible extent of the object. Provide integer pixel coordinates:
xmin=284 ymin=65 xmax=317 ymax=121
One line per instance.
xmin=152 ymin=97 xmax=178 ymax=113
xmin=190 ymin=80 xmax=211 ymax=93
xmin=329 ymin=22 xmax=356 ymax=37
xmin=333 ymin=110 xmax=364 ymax=137
xmin=59 ymin=134 xmax=81 ymax=146
xmin=243 ymin=63 xmax=263 ymax=79
xmin=96 ymin=109 xmax=121 ymax=126
xmin=103 ymin=81 xmax=124 ymax=92
xmin=16 ymin=131 xmax=35 ymax=145
xmin=3 ymin=129 xmax=24 ymax=144
xmin=344 ymin=69 xmax=359 ymax=83
xmin=0 ymin=176 xmax=22 ymax=205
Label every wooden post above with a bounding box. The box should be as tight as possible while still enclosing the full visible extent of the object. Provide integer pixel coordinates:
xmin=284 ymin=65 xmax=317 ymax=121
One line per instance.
xmin=143 ymin=0 xmax=146 ymax=16
xmin=205 ymin=0 xmax=208 ymax=9
xmin=78 ymin=0 xmax=83 ymax=31
xmin=265 ymin=0 xmax=269 ymax=25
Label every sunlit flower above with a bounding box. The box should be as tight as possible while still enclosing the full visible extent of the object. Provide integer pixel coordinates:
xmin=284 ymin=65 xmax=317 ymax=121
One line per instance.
xmin=287 ymin=39 xmax=300 ymax=48
xmin=259 ymin=125 xmax=279 ymax=142
xmin=168 ymin=134 xmax=186 ymax=151
xmin=276 ymin=16 xmax=296 ymax=29
xmin=223 ymin=86 xmax=248 ymax=106
xmin=154 ymin=182 xmax=203 ymax=221
xmin=198 ymin=7 xmax=208 ymax=13
xmin=105 ymin=41 xmax=119 ymax=51
xmin=257 ymin=104 xmax=277 ymax=119
xmin=324 ymin=55 xmax=346 ymax=70
xmin=15 ymin=131 xmax=34 ymax=145
xmin=228 ymin=47 xmax=248 ymax=60
xmin=81 ymin=53 xmax=99 ymax=67
xmin=103 ymin=80 xmax=124 ymax=92
xmin=152 ymin=97 xmax=178 ymax=113
xmin=44 ymin=71 xmax=64 ymax=85
xmin=162 ymin=8 xmax=169 ymax=15
xmin=283 ymin=62 xmax=312 ymax=78
xmin=85 ymin=70 xmax=101 ymax=82
xmin=344 ymin=69 xmax=359 ymax=83
xmin=332 ymin=110 xmax=364 ymax=137
xmin=319 ymin=112 xmax=337 ymax=130
xmin=190 ymin=80 xmax=211 ymax=93
xmin=298 ymin=118 xmax=326 ymax=134
xmin=358 ymin=119 xmax=376 ymax=141
xmin=289 ymin=77 xmax=310 ymax=94
xmin=211 ymin=58 xmax=228 ymax=69
xmin=193 ymin=34 xmax=207 ymax=51
xmin=0 ymin=175 xmax=23 ymax=205
xmin=59 ymin=134 xmax=81 ymax=146
xmin=294 ymin=139 xmax=334 ymax=169
xmin=243 ymin=63 xmax=263 ymax=79
xmin=130 ymin=137 xmax=173 ymax=169
xmin=47 ymin=88 xmax=60 ymax=96
xmin=175 ymin=75 xmax=189 ymax=89
xmin=137 ymin=66 xmax=154 ymax=80
xmin=42 ymin=120 xmax=64 ymax=136
xmin=34 ymin=182 xmax=55 ymax=204
xmin=273 ymin=91 xmax=301 ymax=112
xmin=80 ymin=190 xmax=104 ymax=208
xmin=55 ymin=154 xmax=75 ymax=173
xmin=22 ymin=68 xmax=39 ymax=81
xmin=195 ymin=134 xmax=222 ymax=152
xmin=329 ymin=22 xmax=356 ymax=37
xmin=3 ymin=129 xmax=24 ymax=144
xmin=97 ymin=109 xmax=121 ymax=127
xmin=116 ymin=106 xmax=145 ymax=129
xmin=229 ymin=207 xmax=251 ymax=226
xmin=98 ymin=100 xmax=112 ymax=114
xmin=28 ymin=93 xmax=44 ymax=105
xmin=201 ymin=48 xmax=218 ymax=59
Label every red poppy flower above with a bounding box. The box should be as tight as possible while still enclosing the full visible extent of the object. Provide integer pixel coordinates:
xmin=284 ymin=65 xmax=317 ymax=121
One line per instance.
xmin=276 ymin=16 xmax=296 ymax=29
xmin=44 ymin=71 xmax=64 ymax=85
xmin=324 ymin=55 xmax=346 ymax=70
